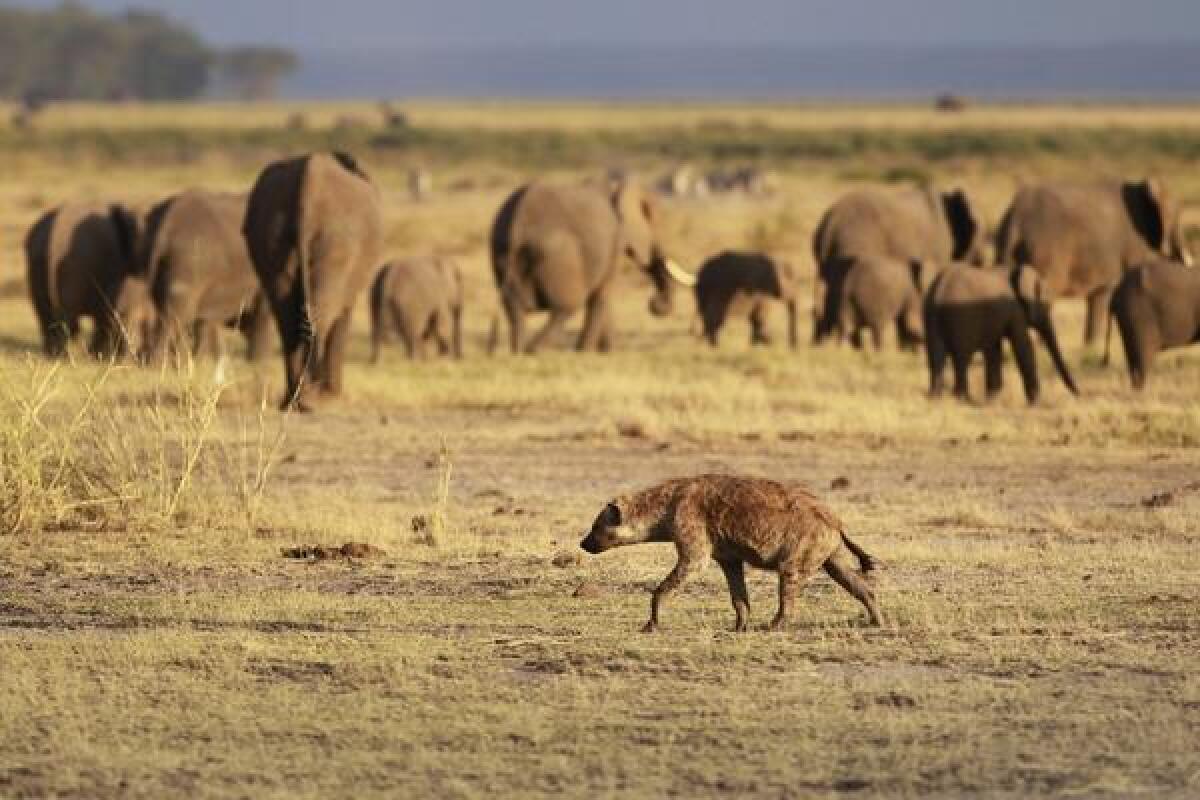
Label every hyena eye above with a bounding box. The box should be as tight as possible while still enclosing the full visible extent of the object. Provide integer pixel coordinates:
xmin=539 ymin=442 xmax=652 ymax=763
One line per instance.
xmin=605 ymin=503 xmax=621 ymax=526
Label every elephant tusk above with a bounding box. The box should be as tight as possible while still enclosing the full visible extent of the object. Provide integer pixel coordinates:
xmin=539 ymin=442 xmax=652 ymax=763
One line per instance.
xmin=663 ymin=258 xmax=697 ymax=287
xmin=1183 ymin=249 xmax=1195 ymax=268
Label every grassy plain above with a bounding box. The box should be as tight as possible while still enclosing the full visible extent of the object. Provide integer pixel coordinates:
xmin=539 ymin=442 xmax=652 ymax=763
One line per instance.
xmin=0 ymin=101 xmax=1198 ymax=798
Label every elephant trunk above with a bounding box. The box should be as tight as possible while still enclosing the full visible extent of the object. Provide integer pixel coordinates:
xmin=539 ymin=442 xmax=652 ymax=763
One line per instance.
xmin=648 ymin=253 xmax=694 ymax=317
xmin=1037 ymin=318 xmax=1079 ymax=395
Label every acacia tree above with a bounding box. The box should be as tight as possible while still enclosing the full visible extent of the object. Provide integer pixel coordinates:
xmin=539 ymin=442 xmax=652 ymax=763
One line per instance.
xmin=216 ymin=47 xmax=299 ymax=100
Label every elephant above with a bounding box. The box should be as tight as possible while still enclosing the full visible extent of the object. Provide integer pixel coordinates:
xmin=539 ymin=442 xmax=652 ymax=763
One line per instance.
xmin=813 ymin=185 xmax=987 ymax=342
xmin=693 ymin=251 xmax=800 ymax=348
xmin=836 ymin=255 xmax=928 ymax=350
xmin=24 ymin=200 xmax=147 ymax=357
xmin=994 ymin=178 xmax=1193 ymax=346
xmin=133 ymin=189 xmax=272 ymax=364
xmin=924 ymin=263 xmax=1079 ymax=404
xmin=1110 ymin=259 xmax=1200 ymax=389
xmin=243 ymin=152 xmax=383 ymax=411
xmin=490 ymin=179 xmax=694 ymax=353
xmin=369 ymin=255 xmax=463 ymax=362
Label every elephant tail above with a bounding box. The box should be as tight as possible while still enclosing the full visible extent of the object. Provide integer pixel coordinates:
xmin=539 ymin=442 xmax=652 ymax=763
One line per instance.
xmin=296 ymin=167 xmax=319 ymax=373
xmin=840 ymin=532 xmax=881 ymax=576
xmin=486 ymin=313 xmax=501 ymax=355
xmin=1111 ymin=270 xmax=1148 ymax=388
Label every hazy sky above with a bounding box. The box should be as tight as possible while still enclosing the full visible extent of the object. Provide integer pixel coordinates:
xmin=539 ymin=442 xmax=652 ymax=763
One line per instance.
xmin=12 ymin=0 xmax=1200 ymax=49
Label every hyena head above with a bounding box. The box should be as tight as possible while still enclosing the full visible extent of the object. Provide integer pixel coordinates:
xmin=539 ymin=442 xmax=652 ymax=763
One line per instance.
xmin=580 ymin=499 xmax=649 ymax=554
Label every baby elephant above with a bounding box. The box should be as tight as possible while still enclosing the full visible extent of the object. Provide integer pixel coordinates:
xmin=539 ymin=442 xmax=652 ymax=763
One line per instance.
xmin=580 ymin=474 xmax=884 ymax=632
xmin=924 ymin=263 xmax=1079 ymax=404
xmin=838 ymin=255 xmax=928 ymax=350
xmin=369 ymin=256 xmax=464 ymax=362
xmin=693 ymin=251 xmax=800 ymax=348
xmin=1110 ymin=258 xmax=1200 ymax=389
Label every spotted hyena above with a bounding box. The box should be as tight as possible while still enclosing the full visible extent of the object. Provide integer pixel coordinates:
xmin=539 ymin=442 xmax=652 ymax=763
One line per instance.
xmin=580 ymin=474 xmax=884 ymax=632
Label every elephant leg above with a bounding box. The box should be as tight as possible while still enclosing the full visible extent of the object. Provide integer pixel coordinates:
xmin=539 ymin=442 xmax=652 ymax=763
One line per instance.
xmin=951 ymin=350 xmax=971 ymax=400
xmin=926 ymin=323 xmax=948 ymax=397
xmin=451 ymin=307 xmax=464 ymax=359
xmin=41 ymin=315 xmax=71 ymax=358
xmin=868 ymin=323 xmax=884 ymax=351
xmin=1084 ymin=287 xmax=1112 ymax=347
xmin=322 ymin=310 xmax=352 ymax=395
xmin=193 ymin=320 xmax=220 ymax=360
xmin=577 ymin=289 xmax=612 ymax=352
xmin=526 ymin=309 xmax=571 ymax=354
xmin=596 ymin=315 xmax=615 ymax=353
xmin=749 ymin=303 xmax=772 ymax=346
xmin=432 ymin=306 xmax=453 ymax=357
xmin=701 ymin=300 xmax=723 ymax=348
xmin=503 ymin=295 xmax=526 ymax=354
xmin=1007 ymin=323 xmax=1041 ymax=404
xmin=984 ymin=341 xmax=1004 ymax=398
xmin=245 ymin=300 xmax=273 ymax=363
xmin=402 ymin=312 xmax=429 ymax=361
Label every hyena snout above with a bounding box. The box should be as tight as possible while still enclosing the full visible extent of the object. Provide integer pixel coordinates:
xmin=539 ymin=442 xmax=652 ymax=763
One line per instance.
xmin=580 ymin=533 xmax=602 ymax=554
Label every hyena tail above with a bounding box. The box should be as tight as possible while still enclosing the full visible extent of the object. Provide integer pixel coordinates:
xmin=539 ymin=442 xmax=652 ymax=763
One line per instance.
xmin=840 ymin=533 xmax=880 ymax=575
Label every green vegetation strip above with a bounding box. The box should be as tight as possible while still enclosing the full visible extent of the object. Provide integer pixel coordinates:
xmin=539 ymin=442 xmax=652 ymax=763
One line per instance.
xmin=5 ymin=124 xmax=1200 ymax=168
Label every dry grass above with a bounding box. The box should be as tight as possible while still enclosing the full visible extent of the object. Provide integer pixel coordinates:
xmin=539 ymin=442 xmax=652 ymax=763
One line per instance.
xmin=0 ymin=101 xmax=1198 ymax=799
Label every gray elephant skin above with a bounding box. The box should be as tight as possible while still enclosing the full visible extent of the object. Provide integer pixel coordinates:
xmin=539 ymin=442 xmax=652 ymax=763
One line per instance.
xmin=369 ymin=255 xmax=464 ymax=362
xmin=490 ymin=179 xmax=691 ymax=353
xmin=924 ymin=263 xmax=1079 ymax=404
xmin=25 ymin=200 xmax=147 ymax=357
xmin=243 ymin=152 xmax=383 ymax=411
xmin=994 ymin=178 xmax=1193 ymax=345
xmin=813 ymin=186 xmax=986 ymax=342
xmin=1110 ymin=259 xmax=1200 ymax=389
xmin=838 ymin=255 xmax=928 ymax=350
xmin=693 ymin=251 xmax=799 ymax=348
xmin=135 ymin=188 xmax=272 ymax=363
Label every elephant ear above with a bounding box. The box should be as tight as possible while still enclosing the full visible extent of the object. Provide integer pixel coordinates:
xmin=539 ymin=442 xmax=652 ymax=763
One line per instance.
xmin=941 ymin=190 xmax=979 ymax=261
xmin=1122 ymin=180 xmax=1167 ymax=252
xmin=332 ymin=151 xmax=371 ymax=183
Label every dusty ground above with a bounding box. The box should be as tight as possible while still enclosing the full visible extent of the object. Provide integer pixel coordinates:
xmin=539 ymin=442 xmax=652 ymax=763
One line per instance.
xmin=1 ymin=102 xmax=1199 ymax=798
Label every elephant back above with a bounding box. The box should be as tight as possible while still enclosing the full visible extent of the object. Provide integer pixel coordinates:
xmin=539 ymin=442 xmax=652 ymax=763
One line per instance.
xmin=697 ymin=251 xmax=783 ymax=298
xmin=45 ymin=202 xmax=130 ymax=316
xmin=816 ymin=189 xmax=953 ymax=269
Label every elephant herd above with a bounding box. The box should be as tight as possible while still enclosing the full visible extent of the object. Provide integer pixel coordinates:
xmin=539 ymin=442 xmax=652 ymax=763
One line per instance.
xmin=21 ymin=150 xmax=1199 ymax=411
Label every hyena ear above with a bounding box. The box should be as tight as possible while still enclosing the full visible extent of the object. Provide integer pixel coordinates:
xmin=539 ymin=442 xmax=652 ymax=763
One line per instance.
xmin=604 ymin=502 xmax=622 ymax=526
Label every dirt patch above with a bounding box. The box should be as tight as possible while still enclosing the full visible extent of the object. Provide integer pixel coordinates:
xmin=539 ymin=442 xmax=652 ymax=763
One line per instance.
xmin=280 ymin=542 xmax=387 ymax=560
xmin=1141 ymin=480 xmax=1200 ymax=508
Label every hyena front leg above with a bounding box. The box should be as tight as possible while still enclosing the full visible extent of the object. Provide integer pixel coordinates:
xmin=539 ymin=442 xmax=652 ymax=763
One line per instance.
xmin=718 ymin=559 xmax=751 ymax=632
xmin=644 ymin=533 xmax=708 ymax=633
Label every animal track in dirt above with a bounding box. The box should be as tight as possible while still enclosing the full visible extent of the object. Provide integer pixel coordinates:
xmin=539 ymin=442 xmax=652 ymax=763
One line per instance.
xmin=280 ymin=542 xmax=386 ymax=560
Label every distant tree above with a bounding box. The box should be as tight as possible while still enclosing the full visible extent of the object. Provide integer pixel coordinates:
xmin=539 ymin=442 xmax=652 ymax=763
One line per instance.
xmin=118 ymin=10 xmax=212 ymax=100
xmin=0 ymin=3 xmax=292 ymax=102
xmin=216 ymin=47 xmax=298 ymax=100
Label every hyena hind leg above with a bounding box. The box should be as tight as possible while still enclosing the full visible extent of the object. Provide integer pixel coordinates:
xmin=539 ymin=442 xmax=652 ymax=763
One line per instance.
xmin=823 ymin=548 xmax=885 ymax=627
xmin=717 ymin=559 xmax=751 ymax=632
